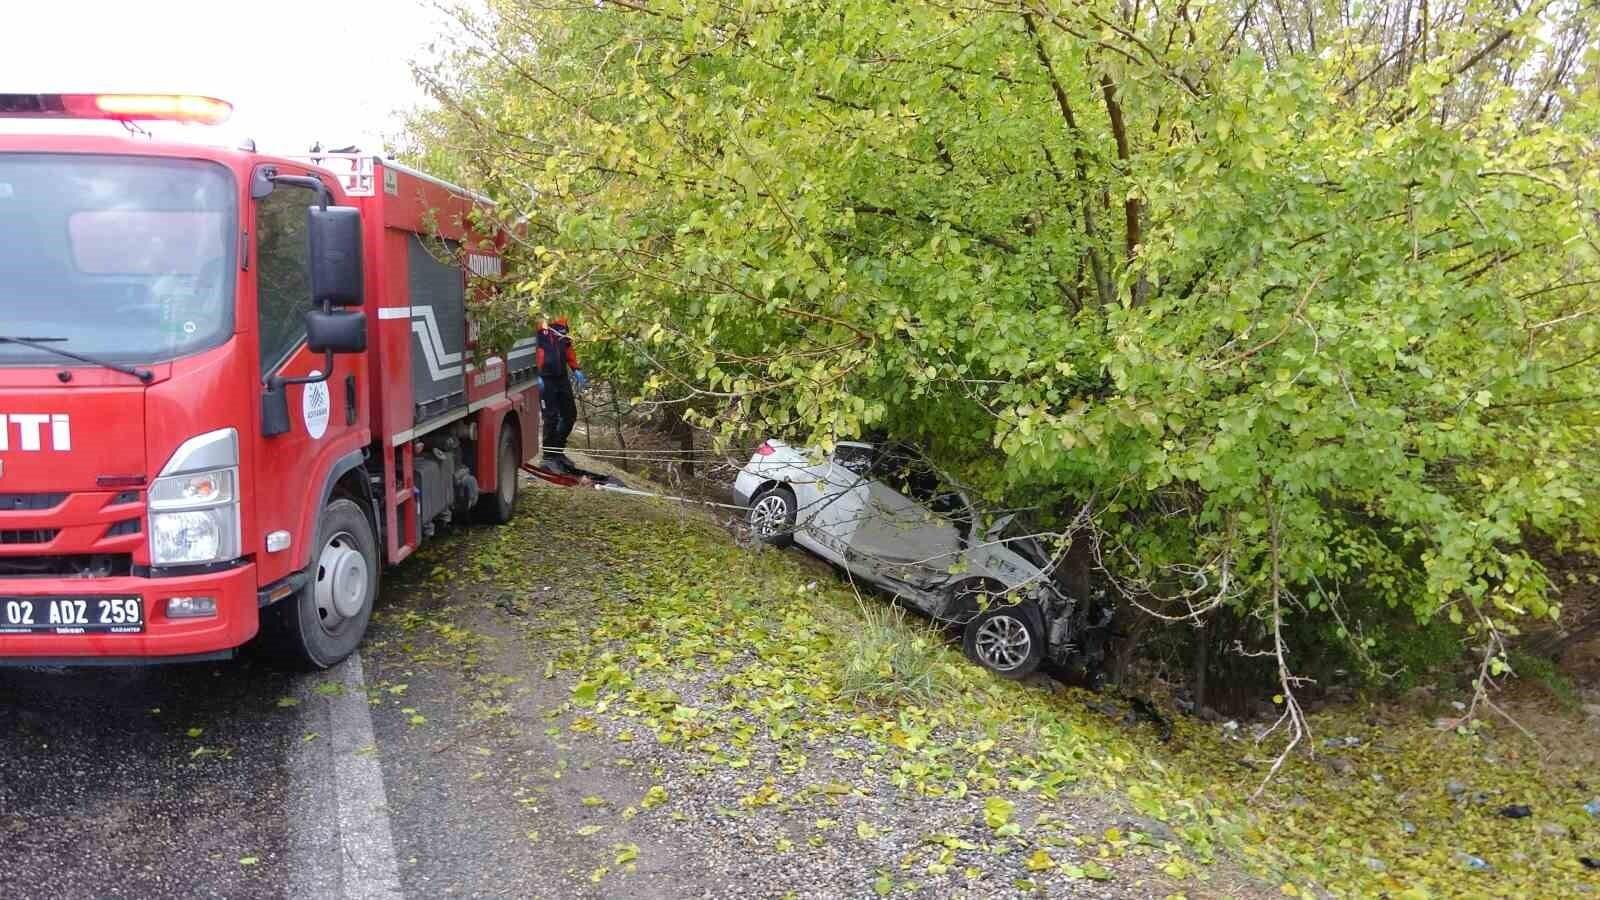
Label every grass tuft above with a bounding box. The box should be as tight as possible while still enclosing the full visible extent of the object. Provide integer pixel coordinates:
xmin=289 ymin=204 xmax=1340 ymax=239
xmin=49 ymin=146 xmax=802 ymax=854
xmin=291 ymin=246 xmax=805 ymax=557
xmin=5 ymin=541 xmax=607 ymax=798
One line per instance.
xmin=836 ymin=603 xmax=950 ymax=708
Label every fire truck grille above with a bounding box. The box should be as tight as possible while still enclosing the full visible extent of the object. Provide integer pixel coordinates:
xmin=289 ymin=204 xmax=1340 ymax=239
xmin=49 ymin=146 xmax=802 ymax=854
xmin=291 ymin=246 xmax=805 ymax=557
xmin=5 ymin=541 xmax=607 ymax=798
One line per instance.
xmin=0 ymin=493 xmax=69 ymax=511
xmin=0 ymin=528 xmax=61 ymax=545
xmin=105 ymin=518 xmax=142 ymax=537
xmin=0 ymin=554 xmax=132 ymax=579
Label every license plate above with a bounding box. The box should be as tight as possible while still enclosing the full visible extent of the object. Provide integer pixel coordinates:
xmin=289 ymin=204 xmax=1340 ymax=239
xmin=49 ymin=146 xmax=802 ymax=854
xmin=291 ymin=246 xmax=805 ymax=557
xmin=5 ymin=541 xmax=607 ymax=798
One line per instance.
xmin=0 ymin=597 xmax=144 ymax=635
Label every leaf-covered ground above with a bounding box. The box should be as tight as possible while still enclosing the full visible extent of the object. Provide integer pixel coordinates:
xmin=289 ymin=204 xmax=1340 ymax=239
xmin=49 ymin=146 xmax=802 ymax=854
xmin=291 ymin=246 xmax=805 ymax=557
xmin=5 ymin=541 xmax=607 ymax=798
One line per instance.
xmin=378 ymin=478 xmax=1599 ymax=898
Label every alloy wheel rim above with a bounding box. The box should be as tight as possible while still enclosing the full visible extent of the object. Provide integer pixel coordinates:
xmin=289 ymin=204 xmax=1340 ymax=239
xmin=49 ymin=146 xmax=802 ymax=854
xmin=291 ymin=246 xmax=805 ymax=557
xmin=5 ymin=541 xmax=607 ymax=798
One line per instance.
xmin=751 ymin=494 xmax=788 ymax=536
xmin=975 ymin=615 xmax=1031 ymax=670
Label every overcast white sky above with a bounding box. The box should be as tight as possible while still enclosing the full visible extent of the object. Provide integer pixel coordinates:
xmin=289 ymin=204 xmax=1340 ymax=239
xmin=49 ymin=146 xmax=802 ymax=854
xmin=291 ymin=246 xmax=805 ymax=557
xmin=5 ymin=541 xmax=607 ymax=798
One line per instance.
xmin=0 ymin=0 xmax=447 ymax=154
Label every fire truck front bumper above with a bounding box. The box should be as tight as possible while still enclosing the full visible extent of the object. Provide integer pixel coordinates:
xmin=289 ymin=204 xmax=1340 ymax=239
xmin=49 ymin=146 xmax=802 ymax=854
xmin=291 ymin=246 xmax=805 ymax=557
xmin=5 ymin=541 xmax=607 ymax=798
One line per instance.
xmin=0 ymin=562 xmax=259 ymax=664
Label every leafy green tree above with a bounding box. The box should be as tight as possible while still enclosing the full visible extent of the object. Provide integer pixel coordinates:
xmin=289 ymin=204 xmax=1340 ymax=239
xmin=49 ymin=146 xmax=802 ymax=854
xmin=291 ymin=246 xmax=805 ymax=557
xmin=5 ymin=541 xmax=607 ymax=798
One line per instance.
xmin=403 ymin=0 xmax=1600 ymax=746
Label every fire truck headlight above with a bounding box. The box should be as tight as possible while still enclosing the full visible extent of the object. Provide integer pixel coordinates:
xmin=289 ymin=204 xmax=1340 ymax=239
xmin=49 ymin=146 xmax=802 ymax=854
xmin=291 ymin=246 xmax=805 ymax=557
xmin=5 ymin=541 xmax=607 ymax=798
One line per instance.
xmin=149 ymin=430 xmax=242 ymax=568
xmin=150 ymin=469 xmax=234 ymax=507
xmin=150 ymin=505 xmax=240 ymax=566
xmin=149 ymin=468 xmax=241 ymax=567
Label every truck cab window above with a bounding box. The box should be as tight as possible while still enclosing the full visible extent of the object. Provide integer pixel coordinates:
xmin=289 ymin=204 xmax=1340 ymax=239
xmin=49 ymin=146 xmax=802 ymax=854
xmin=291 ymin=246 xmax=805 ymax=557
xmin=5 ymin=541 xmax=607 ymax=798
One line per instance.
xmin=256 ymin=185 xmax=316 ymax=373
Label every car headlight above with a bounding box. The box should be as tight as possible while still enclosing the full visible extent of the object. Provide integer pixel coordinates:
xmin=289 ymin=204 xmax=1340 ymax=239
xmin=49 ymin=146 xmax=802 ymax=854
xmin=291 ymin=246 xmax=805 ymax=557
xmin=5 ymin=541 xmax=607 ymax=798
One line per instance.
xmin=148 ymin=429 xmax=241 ymax=567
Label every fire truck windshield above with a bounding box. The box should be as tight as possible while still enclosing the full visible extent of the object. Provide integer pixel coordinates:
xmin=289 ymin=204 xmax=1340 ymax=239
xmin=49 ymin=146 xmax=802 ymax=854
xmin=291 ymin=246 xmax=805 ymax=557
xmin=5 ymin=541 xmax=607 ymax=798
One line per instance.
xmin=0 ymin=153 xmax=237 ymax=368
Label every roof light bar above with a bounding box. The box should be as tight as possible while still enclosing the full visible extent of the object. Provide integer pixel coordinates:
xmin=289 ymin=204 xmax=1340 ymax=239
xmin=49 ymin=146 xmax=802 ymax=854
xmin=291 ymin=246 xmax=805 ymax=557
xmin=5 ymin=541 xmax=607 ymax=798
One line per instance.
xmin=0 ymin=93 xmax=232 ymax=125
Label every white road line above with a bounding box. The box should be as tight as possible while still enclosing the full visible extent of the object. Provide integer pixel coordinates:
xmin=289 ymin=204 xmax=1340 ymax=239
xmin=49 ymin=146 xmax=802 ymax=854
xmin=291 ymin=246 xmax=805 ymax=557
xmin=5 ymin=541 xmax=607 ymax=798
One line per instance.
xmin=330 ymin=653 xmax=404 ymax=900
xmin=288 ymin=652 xmax=404 ymax=900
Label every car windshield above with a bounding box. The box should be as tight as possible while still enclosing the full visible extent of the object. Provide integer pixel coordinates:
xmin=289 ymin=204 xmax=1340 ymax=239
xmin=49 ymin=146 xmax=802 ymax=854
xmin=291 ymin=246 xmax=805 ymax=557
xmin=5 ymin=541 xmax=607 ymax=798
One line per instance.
xmin=996 ymin=515 xmax=1054 ymax=569
xmin=0 ymin=153 xmax=236 ymax=366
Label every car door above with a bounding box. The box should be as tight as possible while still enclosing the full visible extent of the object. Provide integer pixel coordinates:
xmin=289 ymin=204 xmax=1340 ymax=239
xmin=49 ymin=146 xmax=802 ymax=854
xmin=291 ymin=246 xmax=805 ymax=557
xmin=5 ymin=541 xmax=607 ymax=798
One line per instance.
xmin=801 ymin=442 xmax=874 ymax=563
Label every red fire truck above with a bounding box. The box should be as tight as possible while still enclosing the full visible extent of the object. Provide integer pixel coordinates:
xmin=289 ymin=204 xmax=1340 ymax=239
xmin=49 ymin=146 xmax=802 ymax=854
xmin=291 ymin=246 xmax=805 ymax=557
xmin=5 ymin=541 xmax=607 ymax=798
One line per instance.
xmin=0 ymin=93 xmax=539 ymax=667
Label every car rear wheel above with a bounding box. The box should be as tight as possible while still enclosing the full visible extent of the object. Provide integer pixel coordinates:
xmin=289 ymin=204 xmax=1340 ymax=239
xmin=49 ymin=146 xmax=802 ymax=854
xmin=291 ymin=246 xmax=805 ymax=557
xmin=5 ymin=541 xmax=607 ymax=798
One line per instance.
xmin=261 ymin=497 xmax=378 ymax=670
xmin=962 ymin=603 xmax=1044 ymax=679
xmin=749 ymin=485 xmax=796 ymax=547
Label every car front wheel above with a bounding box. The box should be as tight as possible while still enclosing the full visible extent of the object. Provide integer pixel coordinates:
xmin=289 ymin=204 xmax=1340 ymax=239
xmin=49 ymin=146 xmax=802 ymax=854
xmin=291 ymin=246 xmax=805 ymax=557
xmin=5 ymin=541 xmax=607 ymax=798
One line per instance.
xmin=962 ymin=603 xmax=1044 ymax=679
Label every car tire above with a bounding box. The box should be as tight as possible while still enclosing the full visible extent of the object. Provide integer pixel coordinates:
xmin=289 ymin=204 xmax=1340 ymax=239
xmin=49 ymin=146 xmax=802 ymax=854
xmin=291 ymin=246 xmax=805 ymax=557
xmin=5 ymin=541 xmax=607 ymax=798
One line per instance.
xmin=748 ymin=484 xmax=796 ymax=548
xmin=475 ymin=422 xmax=520 ymax=525
xmin=261 ymin=497 xmax=379 ymax=670
xmin=962 ymin=602 xmax=1044 ymax=679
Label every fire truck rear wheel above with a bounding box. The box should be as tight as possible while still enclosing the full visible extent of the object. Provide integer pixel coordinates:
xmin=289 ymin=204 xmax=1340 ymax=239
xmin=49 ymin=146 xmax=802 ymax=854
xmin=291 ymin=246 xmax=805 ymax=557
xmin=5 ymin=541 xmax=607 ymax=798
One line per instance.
xmin=475 ymin=423 xmax=520 ymax=525
xmin=264 ymin=497 xmax=378 ymax=670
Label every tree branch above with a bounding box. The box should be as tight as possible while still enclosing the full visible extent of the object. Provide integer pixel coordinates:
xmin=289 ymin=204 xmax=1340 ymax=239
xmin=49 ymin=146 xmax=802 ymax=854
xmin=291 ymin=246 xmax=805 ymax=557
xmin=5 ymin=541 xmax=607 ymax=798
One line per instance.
xmin=1022 ymin=10 xmax=1113 ymax=307
xmin=1099 ymin=73 xmax=1141 ymax=269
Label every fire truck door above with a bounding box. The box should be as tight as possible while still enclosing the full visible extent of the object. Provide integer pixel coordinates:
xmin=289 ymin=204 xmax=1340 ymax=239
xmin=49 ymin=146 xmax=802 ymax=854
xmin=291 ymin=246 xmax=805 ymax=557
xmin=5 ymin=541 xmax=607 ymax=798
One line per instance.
xmin=251 ymin=172 xmax=366 ymax=585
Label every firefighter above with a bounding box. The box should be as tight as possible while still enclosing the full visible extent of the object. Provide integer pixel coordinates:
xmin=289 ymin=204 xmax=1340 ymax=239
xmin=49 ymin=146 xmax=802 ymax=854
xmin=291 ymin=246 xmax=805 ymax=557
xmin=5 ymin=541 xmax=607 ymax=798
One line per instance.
xmin=535 ymin=315 xmax=588 ymax=472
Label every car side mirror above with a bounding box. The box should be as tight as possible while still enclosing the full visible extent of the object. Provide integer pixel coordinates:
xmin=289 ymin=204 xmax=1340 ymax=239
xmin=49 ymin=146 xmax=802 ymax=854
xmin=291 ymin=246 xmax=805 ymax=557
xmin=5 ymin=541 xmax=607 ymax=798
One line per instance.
xmin=306 ymin=308 xmax=366 ymax=354
xmin=307 ymin=205 xmax=363 ymax=306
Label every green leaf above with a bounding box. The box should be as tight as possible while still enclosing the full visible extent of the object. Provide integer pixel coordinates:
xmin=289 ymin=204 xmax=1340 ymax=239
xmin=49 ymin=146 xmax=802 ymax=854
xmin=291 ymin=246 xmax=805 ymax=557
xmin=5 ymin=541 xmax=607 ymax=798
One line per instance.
xmin=982 ymin=796 xmax=1014 ymax=830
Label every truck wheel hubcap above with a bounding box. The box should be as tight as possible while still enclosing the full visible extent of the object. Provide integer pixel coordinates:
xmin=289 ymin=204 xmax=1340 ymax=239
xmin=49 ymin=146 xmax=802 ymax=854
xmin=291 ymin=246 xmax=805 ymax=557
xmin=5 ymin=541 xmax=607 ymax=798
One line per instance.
xmin=315 ymin=531 xmax=368 ymax=629
xmin=975 ymin=615 xmax=1031 ymax=671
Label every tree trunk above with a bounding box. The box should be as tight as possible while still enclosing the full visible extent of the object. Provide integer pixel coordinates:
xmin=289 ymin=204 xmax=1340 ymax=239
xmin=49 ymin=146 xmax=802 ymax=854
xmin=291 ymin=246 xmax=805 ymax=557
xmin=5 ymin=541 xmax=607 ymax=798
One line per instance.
xmin=1109 ymin=606 xmax=1151 ymax=685
xmin=609 ymin=389 xmax=630 ymax=473
xmin=669 ymin=411 xmax=696 ymax=481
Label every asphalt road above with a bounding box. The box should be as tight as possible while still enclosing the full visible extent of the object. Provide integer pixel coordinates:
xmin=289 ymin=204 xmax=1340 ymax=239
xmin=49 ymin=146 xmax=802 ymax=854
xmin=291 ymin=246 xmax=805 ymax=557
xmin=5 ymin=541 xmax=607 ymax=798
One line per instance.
xmin=0 ymin=658 xmax=303 ymax=898
xmin=0 ymin=550 xmax=694 ymax=900
xmin=0 ymin=638 xmax=467 ymax=900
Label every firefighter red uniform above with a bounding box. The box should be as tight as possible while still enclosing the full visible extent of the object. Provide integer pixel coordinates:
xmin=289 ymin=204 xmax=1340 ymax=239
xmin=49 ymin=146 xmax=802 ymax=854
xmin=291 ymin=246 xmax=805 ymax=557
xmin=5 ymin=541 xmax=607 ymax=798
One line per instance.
xmin=535 ymin=317 xmax=584 ymax=470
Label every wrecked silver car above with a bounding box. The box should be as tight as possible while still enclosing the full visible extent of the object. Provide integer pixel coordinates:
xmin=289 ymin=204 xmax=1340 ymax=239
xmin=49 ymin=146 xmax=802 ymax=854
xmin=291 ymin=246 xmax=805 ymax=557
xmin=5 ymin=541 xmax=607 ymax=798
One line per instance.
xmin=734 ymin=440 xmax=1109 ymax=679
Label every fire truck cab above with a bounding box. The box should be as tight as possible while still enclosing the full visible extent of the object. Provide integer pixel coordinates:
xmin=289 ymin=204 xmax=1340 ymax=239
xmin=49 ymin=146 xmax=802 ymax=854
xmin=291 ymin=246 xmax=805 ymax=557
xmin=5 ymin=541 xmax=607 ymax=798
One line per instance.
xmin=0 ymin=94 xmax=540 ymax=667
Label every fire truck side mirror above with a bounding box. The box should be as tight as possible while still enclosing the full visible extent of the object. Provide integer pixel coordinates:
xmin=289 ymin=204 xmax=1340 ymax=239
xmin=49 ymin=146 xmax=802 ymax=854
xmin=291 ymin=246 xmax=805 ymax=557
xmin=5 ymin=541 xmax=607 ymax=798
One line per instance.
xmin=305 ymin=309 xmax=367 ymax=354
xmin=307 ymin=206 xmax=363 ymax=306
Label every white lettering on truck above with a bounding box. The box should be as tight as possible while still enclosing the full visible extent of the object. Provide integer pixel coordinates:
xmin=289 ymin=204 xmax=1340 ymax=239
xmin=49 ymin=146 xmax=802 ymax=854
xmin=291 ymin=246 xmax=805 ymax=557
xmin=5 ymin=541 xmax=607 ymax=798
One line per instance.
xmin=0 ymin=414 xmax=72 ymax=451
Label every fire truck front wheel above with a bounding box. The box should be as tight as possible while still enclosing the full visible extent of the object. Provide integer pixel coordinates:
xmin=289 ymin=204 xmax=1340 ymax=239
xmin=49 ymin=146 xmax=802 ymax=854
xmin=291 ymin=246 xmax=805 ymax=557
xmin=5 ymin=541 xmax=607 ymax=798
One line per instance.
xmin=262 ymin=497 xmax=379 ymax=669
